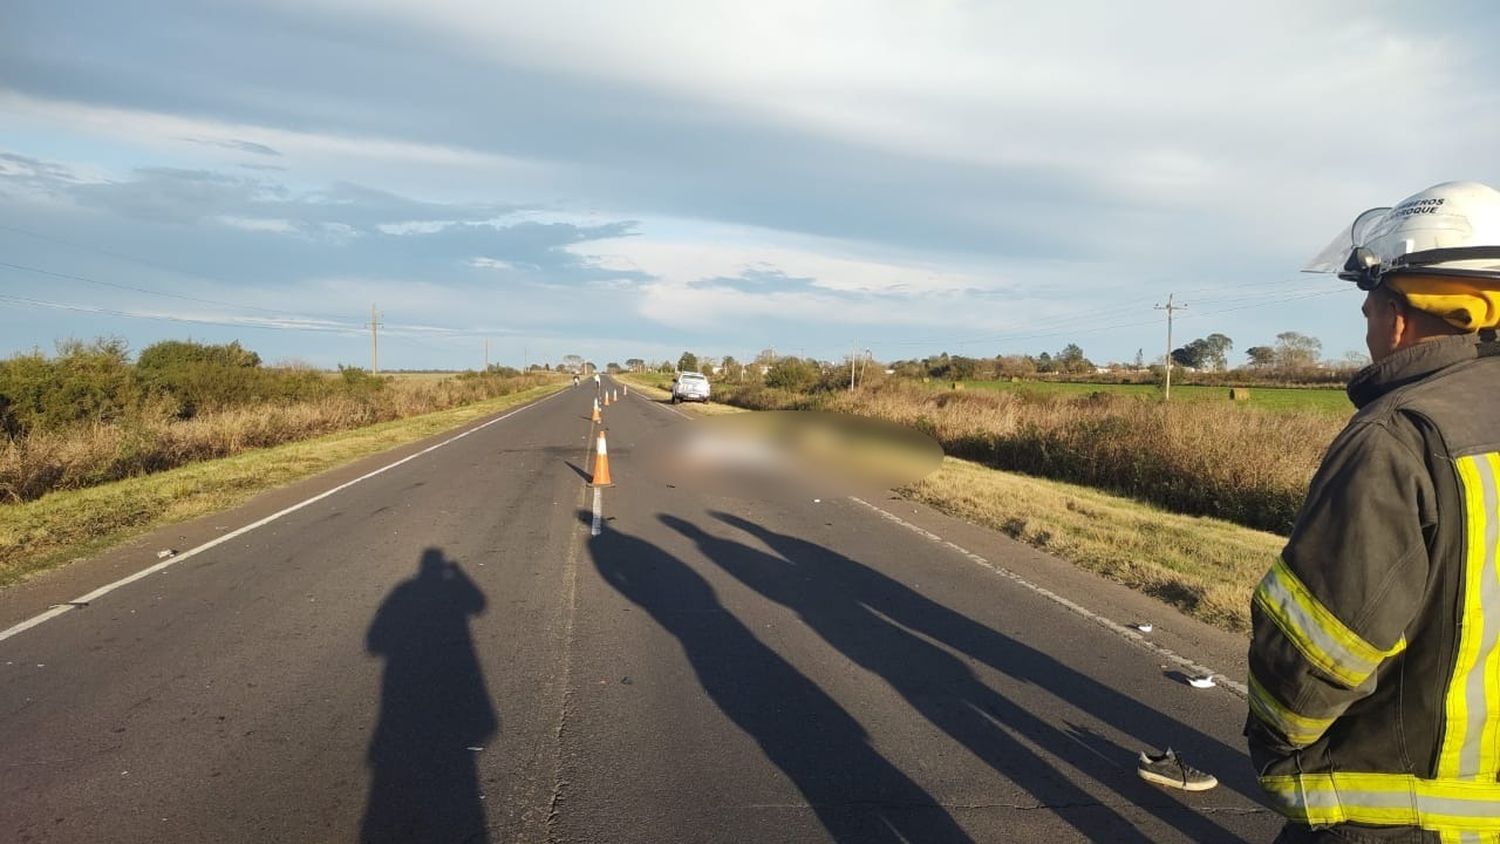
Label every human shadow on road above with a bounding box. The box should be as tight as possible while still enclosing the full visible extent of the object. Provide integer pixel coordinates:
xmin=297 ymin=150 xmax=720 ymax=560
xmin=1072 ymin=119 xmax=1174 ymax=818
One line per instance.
xmin=672 ymin=512 xmax=1263 ymax=844
xmin=361 ymin=548 xmax=498 ymax=844
xmin=587 ymin=520 xmax=975 ymax=843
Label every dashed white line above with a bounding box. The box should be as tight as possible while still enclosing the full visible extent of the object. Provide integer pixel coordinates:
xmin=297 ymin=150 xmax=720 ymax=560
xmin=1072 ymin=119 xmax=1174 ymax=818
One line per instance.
xmin=591 ymin=487 xmax=603 ymax=536
xmin=848 ymin=495 xmax=1248 ymax=699
xmin=0 ymin=389 xmax=565 ymax=645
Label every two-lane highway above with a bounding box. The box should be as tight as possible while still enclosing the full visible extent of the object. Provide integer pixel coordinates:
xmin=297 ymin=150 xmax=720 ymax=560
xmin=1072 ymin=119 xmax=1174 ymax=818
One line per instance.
xmin=0 ymin=380 xmax=1278 ymax=842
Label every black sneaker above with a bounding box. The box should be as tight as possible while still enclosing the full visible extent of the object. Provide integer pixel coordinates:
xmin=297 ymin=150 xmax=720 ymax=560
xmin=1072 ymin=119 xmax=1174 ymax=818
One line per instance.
xmin=1137 ymin=748 xmax=1218 ymax=791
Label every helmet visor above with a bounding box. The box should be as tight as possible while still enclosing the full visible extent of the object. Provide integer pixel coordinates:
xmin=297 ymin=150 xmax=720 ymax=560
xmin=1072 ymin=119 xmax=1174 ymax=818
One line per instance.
xmin=1302 ymin=207 xmax=1390 ymax=274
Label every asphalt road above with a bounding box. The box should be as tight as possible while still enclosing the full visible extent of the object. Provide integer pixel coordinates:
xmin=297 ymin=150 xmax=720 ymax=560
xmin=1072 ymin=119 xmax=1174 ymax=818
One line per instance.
xmin=0 ymin=379 xmax=1280 ymax=842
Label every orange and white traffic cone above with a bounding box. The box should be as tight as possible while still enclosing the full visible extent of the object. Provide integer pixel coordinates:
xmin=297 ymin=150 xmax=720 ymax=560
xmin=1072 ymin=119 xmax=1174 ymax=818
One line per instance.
xmin=623 ymin=385 xmax=628 ymax=397
xmin=611 ymin=389 xmax=618 ymax=403
xmin=591 ymin=398 xmax=601 ymax=423
xmin=603 ymin=392 xmax=611 ymax=407
xmin=591 ymin=429 xmax=613 ymax=487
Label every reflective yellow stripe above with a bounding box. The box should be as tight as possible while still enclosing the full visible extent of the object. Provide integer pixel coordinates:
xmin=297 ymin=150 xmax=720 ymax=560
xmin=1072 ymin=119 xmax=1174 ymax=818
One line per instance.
xmin=1254 ymin=556 xmax=1405 ymax=688
xmin=1439 ymin=454 xmax=1500 ymax=781
xmin=1261 ymin=771 xmax=1500 ymax=831
xmin=1248 ymin=672 xmax=1335 ymax=747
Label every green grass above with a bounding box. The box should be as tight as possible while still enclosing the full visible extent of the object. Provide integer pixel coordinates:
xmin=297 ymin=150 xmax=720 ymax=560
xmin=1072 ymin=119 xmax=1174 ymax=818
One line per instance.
xmin=0 ymin=383 xmax=566 ymax=588
xmin=905 ymin=456 xmax=1283 ymax=631
xmin=953 ymin=379 xmax=1353 ymax=415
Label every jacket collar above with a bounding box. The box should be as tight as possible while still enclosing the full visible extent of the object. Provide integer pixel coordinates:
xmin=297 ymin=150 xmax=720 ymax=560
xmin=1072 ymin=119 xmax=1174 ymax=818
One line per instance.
xmin=1347 ymin=334 xmax=1485 ymax=409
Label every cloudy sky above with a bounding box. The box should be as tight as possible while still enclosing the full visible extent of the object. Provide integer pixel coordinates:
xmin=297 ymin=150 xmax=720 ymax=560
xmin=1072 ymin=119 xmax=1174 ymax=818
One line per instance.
xmin=2 ymin=1 xmax=1497 ymax=370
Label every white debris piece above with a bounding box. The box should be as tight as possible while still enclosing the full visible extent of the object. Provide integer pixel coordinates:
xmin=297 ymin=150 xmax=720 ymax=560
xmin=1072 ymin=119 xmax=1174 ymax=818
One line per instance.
xmin=1134 ymin=623 xmax=1153 ymax=633
xmin=1188 ymin=675 xmax=1217 ymax=689
xmin=157 ymin=549 xmax=176 ymax=559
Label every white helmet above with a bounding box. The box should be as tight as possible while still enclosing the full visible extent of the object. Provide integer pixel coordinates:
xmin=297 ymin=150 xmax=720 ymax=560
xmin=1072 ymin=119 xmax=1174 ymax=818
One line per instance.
xmin=1304 ymin=181 xmax=1500 ymax=291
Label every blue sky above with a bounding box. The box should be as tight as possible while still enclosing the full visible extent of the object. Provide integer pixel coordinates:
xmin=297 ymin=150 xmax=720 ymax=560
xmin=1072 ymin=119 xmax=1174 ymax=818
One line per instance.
xmin=2 ymin=1 xmax=1498 ymax=370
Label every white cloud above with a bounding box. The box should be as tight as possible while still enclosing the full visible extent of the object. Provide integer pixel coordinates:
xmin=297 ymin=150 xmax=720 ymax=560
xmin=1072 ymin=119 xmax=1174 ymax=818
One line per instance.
xmin=0 ymin=90 xmax=537 ymax=173
xmin=215 ymin=215 xmax=297 ymax=233
xmin=468 ymin=256 xmax=516 ymax=269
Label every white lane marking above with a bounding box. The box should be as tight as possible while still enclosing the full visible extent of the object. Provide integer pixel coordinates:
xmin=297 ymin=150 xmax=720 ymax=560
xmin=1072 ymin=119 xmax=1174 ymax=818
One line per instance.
xmin=591 ymin=487 xmax=603 ymax=536
xmin=848 ymin=495 xmax=1248 ymax=699
xmin=628 ymin=387 xmax=693 ymax=419
xmin=0 ymin=390 xmax=565 ymax=645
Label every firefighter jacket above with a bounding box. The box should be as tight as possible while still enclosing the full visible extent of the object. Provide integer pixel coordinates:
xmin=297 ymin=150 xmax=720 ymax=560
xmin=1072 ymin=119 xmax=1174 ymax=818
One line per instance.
xmin=1248 ymin=333 xmax=1500 ymax=840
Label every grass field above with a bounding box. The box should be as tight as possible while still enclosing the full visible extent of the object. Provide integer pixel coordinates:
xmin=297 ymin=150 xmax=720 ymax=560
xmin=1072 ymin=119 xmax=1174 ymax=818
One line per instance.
xmin=906 ymin=457 xmax=1280 ymax=631
xmin=954 ymin=379 xmax=1353 ymax=415
xmin=0 ymin=383 xmax=566 ymax=588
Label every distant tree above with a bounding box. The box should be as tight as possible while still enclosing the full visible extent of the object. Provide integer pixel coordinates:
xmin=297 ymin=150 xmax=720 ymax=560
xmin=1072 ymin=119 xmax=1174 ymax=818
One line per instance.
xmin=1274 ymin=332 xmax=1322 ymax=369
xmin=606 ymin=362 xmax=623 ymax=373
xmin=678 ymin=351 xmax=699 ymax=372
xmin=1133 ymin=348 xmax=1145 ymax=369
xmin=948 ymin=355 xmax=978 ymax=380
xmin=1056 ymin=343 xmax=1092 ymax=374
xmin=561 ymin=354 xmax=584 ymax=373
xmin=764 ymin=357 xmax=817 ymax=392
xmin=1342 ymin=350 xmax=1372 ymax=369
xmin=1171 ymin=335 xmax=1232 ymax=371
xmin=1245 ymin=346 xmax=1276 ymax=368
xmin=1202 ymin=334 xmax=1234 ymax=370
xmin=584 ymin=361 xmax=597 ymax=374
xmin=720 ymin=355 xmax=743 ymax=382
xmin=624 ymin=358 xmax=645 ymax=372
xmin=656 ymin=360 xmax=674 ymax=373
xmin=1035 ymin=351 xmax=1056 ymax=374
xmin=995 ymin=354 xmax=1036 ymax=378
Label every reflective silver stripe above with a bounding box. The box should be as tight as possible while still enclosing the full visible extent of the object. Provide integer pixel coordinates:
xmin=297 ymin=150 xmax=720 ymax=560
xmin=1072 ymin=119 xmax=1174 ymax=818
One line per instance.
xmin=1419 ymin=792 xmax=1500 ymax=819
xmin=1463 ymin=456 xmax=1500 ymax=778
xmin=1256 ymin=564 xmax=1381 ymax=686
xmin=1264 ymin=771 xmax=1500 ymax=828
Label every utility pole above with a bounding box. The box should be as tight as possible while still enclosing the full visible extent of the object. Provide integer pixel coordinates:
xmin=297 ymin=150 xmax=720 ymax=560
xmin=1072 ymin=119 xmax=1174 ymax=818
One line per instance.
xmin=368 ymin=303 xmax=383 ymax=374
xmin=1155 ymin=294 xmax=1185 ymax=401
xmin=850 ymin=343 xmax=858 ymax=391
xmin=484 ymin=338 xmax=490 ymax=371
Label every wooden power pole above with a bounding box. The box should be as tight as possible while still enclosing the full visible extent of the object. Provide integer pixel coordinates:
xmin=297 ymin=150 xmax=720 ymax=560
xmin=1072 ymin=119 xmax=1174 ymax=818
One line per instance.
xmin=1154 ymin=294 xmax=1185 ymax=400
xmin=369 ymin=304 xmax=383 ymax=374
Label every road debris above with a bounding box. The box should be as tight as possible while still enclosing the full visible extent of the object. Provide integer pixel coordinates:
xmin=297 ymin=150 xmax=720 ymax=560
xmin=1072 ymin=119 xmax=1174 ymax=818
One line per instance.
xmin=1188 ymin=675 xmax=1217 ymax=689
xmin=1137 ymin=749 xmax=1218 ymax=791
xmin=1134 ymin=622 xmax=1153 ymax=633
xmin=157 ymin=549 xmax=177 ymax=559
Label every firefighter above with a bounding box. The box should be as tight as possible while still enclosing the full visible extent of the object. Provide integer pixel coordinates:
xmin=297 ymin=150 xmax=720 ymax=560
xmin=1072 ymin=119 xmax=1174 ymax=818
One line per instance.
xmin=1249 ymin=181 xmax=1500 ymax=842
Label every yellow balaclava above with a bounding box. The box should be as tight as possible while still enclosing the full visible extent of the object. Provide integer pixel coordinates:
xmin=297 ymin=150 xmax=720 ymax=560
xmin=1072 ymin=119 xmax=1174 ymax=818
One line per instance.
xmin=1387 ymin=274 xmax=1500 ymax=332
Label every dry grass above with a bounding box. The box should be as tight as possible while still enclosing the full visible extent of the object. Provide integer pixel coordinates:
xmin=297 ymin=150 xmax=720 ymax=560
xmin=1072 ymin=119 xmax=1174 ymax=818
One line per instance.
xmin=0 ymin=373 xmax=559 ymax=503
xmin=906 ymin=457 xmax=1282 ymax=631
xmin=0 ymin=383 xmax=565 ymax=587
xmin=720 ymin=380 xmax=1341 ymax=533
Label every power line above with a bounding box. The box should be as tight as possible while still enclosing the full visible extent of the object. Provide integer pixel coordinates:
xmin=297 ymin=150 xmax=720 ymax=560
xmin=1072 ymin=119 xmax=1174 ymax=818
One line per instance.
xmin=0 ymin=259 xmax=324 ymax=320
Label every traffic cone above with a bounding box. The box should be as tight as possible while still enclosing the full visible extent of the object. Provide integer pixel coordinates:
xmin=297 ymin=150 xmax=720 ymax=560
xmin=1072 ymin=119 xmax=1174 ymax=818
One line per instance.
xmin=590 ymin=429 xmax=613 ymax=487
xmin=623 ymin=385 xmax=628 ymax=397
xmin=611 ymin=389 xmax=618 ymax=403
xmin=591 ymin=398 xmax=601 ymax=423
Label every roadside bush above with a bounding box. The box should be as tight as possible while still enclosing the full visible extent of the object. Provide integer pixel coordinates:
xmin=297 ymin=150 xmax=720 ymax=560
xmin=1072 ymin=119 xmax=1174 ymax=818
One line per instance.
xmin=764 ymin=357 xmax=818 ymax=392
xmin=0 ymin=338 xmax=559 ymax=503
xmin=0 ymin=338 xmax=138 ymax=436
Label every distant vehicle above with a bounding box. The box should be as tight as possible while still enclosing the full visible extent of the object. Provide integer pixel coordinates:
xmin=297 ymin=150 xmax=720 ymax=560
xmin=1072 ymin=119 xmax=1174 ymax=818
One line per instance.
xmin=671 ymin=371 xmax=711 ymax=404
